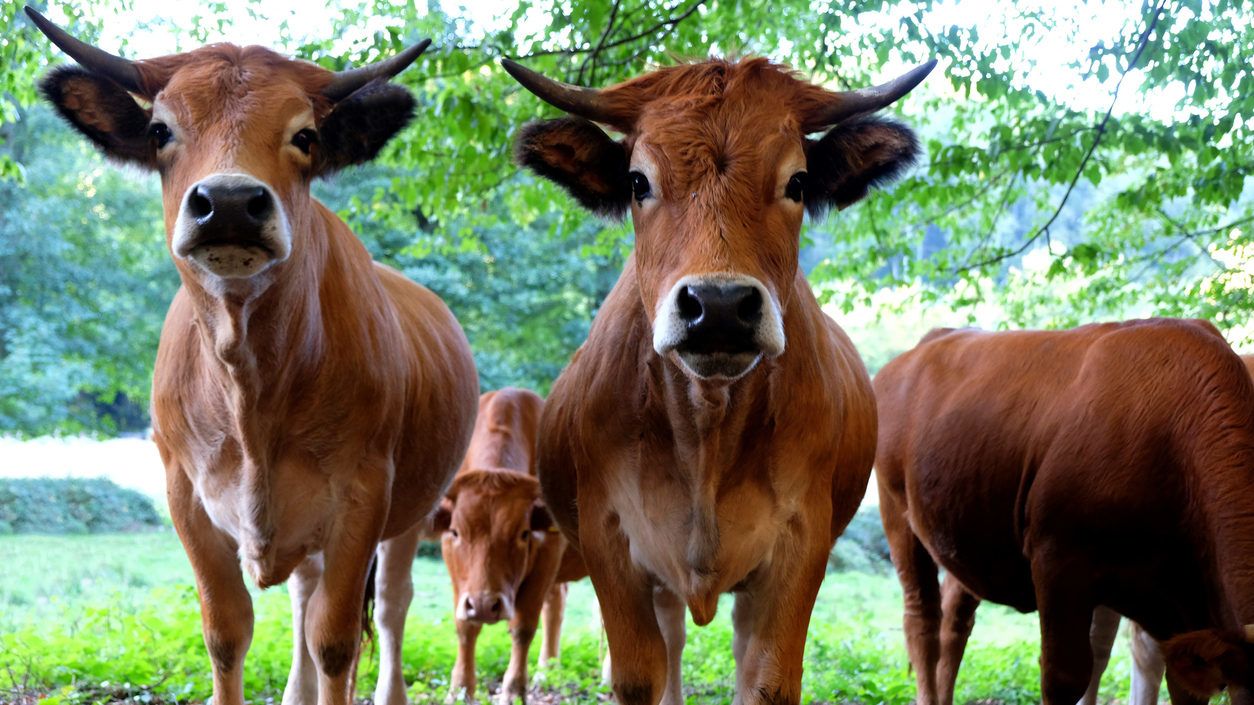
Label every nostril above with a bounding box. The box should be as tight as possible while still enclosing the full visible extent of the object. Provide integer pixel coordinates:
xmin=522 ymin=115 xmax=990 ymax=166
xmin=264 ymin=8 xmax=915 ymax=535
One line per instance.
xmin=188 ymin=185 xmax=213 ymax=219
xmin=245 ymin=187 xmax=272 ymax=221
xmin=737 ymin=288 xmax=763 ymax=324
xmin=491 ymin=598 xmax=503 ymax=614
xmin=463 ymin=596 xmax=475 ymax=614
xmin=677 ymin=286 xmax=703 ymax=322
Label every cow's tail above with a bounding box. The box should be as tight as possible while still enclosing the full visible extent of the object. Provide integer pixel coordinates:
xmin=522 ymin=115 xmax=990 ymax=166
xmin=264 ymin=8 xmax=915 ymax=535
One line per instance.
xmin=361 ymin=554 xmax=378 ymax=650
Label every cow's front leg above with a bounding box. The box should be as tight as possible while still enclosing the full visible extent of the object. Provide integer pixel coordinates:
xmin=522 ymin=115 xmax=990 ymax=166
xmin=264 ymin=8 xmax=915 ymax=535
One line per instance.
xmin=730 ymin=522 xmax=828 ymax=705
xmin=448 ymin=618 xmax=482 ymax=702
xmin=584 ymin=517 xmax=668 ymax=705
xmin=373 ymin=525 xmax=422 ymax=705
xmin=284 ymin=555 xmax=324 ymax=705
xmin=307 ymin=465 xmax=389 ymax=705
xmin=500 ymin=533 xmax=564 ymax=703
xmin=167 ymin=467 xmax=254 ymax=705
xmin=653 ymin=587 xmax=686 ymax=705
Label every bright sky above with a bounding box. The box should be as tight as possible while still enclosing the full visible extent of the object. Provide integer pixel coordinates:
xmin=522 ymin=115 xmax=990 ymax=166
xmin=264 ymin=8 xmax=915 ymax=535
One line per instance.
xmin=37 ymin=0 xmax=1190 ymax=123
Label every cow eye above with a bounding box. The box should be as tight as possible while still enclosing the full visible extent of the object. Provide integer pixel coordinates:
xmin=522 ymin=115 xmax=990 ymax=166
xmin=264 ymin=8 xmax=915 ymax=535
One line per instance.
xmin=519 ymin=529 xmax=530 ymax=542
xmin=630 ymin=171 xmax=652 ymax=202
xmin=148 ymin=122 xmax=173 ymax=149
xmin=449 ymin=528 xmax=459 ymax=539
xmin=291 ymin=128 xmax=318 ymax=155
xmin=785 ymin=171 xmax=807 ymax=202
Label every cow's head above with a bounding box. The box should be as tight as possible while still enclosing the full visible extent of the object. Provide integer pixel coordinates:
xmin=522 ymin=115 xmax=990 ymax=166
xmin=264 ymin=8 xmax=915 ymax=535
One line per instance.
xmin=28 ymin=7 xmax=425 ymax=291
xmin=1162 ymin=626 xmax=1254 ymax=702
xmin=506 ymin=56 xmax=932 ymax=381
xmin=432 ymin=469 xmax=553 ymax=624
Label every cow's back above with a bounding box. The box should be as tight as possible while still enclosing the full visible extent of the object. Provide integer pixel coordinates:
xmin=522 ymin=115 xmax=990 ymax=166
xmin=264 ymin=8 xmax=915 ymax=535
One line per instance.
xmin=460 ymin=388 xmax=544 ymax=477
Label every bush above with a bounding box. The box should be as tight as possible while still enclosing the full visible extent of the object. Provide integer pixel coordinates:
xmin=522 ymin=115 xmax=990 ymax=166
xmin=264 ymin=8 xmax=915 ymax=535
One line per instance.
xmin=830 ymin=505 xmax=893 ymax=573
xmin=0 ymin=478 xmax=162 ymax=534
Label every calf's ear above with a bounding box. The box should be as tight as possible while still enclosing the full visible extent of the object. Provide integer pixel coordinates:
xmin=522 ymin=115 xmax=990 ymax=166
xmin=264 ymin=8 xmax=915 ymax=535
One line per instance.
xmin=317 ymin=80 xmax=416 ymax=175
xmin=40 ymin=66 xmax=155 ymax=168
xmin=804 ymin=115 xmax=919 ymax=216
xmin=431 ymin=499 xmax=454 ymax=533
xmin=514 ymin=117 xmax=630 ymax=218
xmin=1162 ymin=629 xmax=1252 ymax=697
xmin=529 ymin=500 xmax=554 ymax=532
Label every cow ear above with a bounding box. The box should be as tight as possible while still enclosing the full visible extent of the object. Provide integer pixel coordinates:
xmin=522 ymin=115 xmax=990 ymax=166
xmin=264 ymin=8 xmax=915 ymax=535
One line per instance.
xmin=514 ymin=117 xmax=630 ymax=218
xmin=317 ymin=80 xmax=416 ymax=175
xmin=40 ymin=66 xmax=155 ymax=168
xmin=1162 ymin=629 xmax=1251 ymax=698
xmin=529 ymin=500 xmax=554 ymax=532
xmin=804 ymin=115 xmax=919 ymax=216
xmin=432 ymin=500 xmax=453 ymax=533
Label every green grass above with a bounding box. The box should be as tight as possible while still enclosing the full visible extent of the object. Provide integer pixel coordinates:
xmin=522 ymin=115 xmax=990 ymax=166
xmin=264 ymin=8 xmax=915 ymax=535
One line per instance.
xmin=0 ymin=532 xmax=1143 ymax=704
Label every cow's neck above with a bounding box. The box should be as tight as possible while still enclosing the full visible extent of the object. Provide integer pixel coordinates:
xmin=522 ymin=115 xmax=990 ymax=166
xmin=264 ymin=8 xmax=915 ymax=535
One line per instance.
xmin=179 ymin=206 xmax=333 ymax=439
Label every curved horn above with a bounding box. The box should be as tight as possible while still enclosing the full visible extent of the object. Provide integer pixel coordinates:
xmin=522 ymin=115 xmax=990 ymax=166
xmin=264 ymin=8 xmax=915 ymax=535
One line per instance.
xmin=24 ymin=6 xmax=142 ymax=93
xmin=501 ymin=58 xmax=623 ymax=126
xmin=803 ymin=59 xmax=938 ymax=131
xmin=322 ymin=38 xmax=432 ymax=102
xmin=1244 ymin=624 xmax=1254 ymax=642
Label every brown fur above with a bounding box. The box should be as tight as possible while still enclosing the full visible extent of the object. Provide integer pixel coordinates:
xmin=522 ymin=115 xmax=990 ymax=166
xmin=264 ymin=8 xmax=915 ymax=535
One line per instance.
xmin=436 ymin=389 xmax=586 ymax=704
xmin=39 ymin=38 xmax=476 ymax=705
xmin=875 ymin=319 xmax=1254 ymax=705
xmin=515 ymin=58 xmax=910 ymax=705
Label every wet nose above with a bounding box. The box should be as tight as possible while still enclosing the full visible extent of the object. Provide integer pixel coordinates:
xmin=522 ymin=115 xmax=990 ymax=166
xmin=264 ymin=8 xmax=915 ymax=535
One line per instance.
xmin=462 ymin=592 xmax=506 ymax=624
xmin=186 ymin=182 xmax=274 ymax=232
xmin=675 ymin=283 xmax=762 ymax=354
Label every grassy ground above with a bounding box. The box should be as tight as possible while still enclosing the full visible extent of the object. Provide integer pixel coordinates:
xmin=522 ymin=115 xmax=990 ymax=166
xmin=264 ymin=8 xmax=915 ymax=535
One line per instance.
xmin=0 ymin=532 xmax=1144 ymax=704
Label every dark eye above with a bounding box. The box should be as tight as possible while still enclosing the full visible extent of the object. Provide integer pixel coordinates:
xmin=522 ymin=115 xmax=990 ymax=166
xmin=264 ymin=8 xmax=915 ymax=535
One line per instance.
xmin=148 ymin=122 xmax=172 ymax=149
xmin=630 ymin=171 xmax=651 ymax=202
xmin=291 ymin=128 xmax=318 ymax=155
xmin=449 ymin=528 xmax=459 ymax=539
xmin=785 ymin=172 xmax=807 ymax=202
xmin=519 ymin=529 xmax=531 ymax=542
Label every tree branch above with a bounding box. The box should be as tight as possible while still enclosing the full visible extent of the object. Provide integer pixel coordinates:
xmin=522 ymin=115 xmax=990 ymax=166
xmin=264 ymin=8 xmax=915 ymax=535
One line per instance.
xmin=577 ymin=0 xmax=624 ymax=85
xmin=955 ymin=0 xmax=1167 ymax=273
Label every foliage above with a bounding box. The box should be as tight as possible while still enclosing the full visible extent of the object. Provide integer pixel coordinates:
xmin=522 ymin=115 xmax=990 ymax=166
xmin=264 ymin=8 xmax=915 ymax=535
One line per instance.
xmin=0 ymin=532 xmax=1127 ymax=705
xmin=829 ymin=506 xmax=893 ymax=574
xmin=3 ymin=0 xmax=1252 ymax=433
xmin=0 ymin=477 xmax=162 ymax=534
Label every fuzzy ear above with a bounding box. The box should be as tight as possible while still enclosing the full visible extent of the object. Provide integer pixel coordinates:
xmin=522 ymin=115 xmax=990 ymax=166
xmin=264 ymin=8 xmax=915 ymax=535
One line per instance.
xmin=529 ymin=500 xmax=555 ymax=532
xmin=513 ymin=117 xmax=630 ymax=218
xmin=431 ymin=500 xmax=454 ymax=534
xmin=317 ymin=79 xmax=416 ymax=174
xmin=1163 ymin=629 xmax=1252 ymax=698
xmin=40 ymin=66 xmax=154 ymax=168
xmin=804 ymin=115 xmax=919 ymax=216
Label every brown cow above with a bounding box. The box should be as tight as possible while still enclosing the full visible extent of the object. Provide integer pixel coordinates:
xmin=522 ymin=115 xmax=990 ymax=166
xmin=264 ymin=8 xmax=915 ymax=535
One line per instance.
xmin=28 ymin=9 xmax=478 ymax=705
xmin=502 ymin=56 xmax=934 ymax=704
xmin=875 ymin=319 xmax=1254 ymax=705
xmin=433 ymin=388 xmax=584 ymax=704
xmin=1083 ymin=353 xmax=1254 ymax=705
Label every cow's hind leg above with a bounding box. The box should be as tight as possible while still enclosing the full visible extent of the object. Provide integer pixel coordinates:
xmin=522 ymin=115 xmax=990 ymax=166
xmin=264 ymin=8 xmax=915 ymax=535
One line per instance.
xmin=880 ymin=488 xmax=943 ymax=705
xmin=284 ymin=555 xmax=324 ymax=705
xmin=1078 ymin=607 xmax=1122 ymax=705
xmin=167 ymin=467 xmax=254 ymax=705
xmin=1035 ymin=572 xmax=1096 ymax=705
xmin=937 ymin=575 xmax=981 ymax=705
xmin=538 ymin=582 xmax=567 ymax=668
xmin=653 ymin=587 xmax=686 ymax=705
xmin=1129 ymin=621 xmax=1165 ymax=705
xmin=373 ymin=525 xmax=422 ymax=705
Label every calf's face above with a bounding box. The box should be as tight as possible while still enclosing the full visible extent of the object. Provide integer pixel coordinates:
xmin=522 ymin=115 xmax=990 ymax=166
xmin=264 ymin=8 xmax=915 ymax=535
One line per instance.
xmin=508 ymin=57 xmax=932 ymax=380
xmin=28 ymin=8 xmax=424 ymax=288
xmin=433 ymin=471 xmax=553 ymax=624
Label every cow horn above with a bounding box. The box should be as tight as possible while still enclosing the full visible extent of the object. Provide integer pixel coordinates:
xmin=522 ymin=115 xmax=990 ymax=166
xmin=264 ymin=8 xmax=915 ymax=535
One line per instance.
xmin=803 ymin=59 xmax=938 ymax=131
xmin=501 ymin=58 xmax=623 ymax=126
xmin=1244 ymin=624 xmax=1254 ymax=642
xmin=25 ymin=6 xmax=143 ymax=93
xmin=322 ymin=38 xmax=432 ymax=102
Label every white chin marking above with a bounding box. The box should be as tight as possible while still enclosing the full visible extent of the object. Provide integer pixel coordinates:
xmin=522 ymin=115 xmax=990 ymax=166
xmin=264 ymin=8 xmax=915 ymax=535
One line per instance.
xmin=188 ymin=244 xmax=277 ymax=279
xmin=677 ymin=351 xmax=763 ymax=380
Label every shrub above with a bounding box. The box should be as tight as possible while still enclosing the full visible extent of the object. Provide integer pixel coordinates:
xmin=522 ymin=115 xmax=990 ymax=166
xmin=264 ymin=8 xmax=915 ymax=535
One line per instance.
xmin=830 ymin=505 xmax=893 ymax=573
xmin=0 ymin=478 xmax=162 ymax=534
